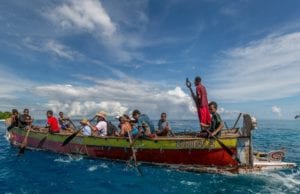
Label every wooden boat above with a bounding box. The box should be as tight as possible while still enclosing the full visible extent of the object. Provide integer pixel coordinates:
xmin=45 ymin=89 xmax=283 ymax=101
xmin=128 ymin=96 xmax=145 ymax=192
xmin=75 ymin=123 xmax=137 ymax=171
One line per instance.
xmin=7 ymin=114 xmax=296 ymax=173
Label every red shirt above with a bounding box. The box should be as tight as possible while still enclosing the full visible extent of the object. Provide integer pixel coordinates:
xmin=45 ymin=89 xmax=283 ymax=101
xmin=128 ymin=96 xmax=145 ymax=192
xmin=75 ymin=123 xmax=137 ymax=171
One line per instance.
xmin=196 ymin=84 xmax=209 ymax=107
xmin=47 ymin=116 xmax=60 ymax=133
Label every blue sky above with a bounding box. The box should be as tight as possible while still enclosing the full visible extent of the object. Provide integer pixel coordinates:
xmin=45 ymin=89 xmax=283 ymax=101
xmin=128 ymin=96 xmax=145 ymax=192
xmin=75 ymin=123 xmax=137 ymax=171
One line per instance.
xmin=1 ymin=0 xmax=300 ymax=120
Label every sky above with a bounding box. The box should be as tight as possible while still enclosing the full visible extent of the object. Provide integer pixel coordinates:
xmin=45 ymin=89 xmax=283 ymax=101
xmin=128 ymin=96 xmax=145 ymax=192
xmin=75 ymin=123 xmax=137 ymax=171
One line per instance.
xmin=1 ymin=0 xmax=300 ymax=120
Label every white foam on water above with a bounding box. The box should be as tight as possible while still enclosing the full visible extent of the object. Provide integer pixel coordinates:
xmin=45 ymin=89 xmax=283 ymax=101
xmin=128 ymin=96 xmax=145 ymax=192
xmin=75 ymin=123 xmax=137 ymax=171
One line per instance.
xmin=180 ymin=180 xmax=198 ymax=186
xmin=87 ymin=163 xmax=109 ymax=171
xmin=253 ymin=169 xmax=300 ymax=192
xmin=54 ymin=155 xmax=83 ymax=163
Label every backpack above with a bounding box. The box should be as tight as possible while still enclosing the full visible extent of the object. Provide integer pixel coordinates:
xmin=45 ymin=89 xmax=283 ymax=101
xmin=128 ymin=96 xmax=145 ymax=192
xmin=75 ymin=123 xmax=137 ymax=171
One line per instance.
xmin=106 ymin=121 xmax=118 ymax=136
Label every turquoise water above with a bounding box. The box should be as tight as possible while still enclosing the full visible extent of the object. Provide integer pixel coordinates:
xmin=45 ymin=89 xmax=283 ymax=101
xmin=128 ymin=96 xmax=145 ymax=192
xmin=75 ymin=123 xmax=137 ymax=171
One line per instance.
xmin=0 ymin=120 xmax=299 ymax=194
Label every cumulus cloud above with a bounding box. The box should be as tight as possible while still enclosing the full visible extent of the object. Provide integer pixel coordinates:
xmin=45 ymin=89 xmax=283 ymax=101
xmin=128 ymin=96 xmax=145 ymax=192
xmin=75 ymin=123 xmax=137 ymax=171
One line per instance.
xmin=272 ymin=106 xmax=282 ymax=117
xmin=210 ymin=32 xmax=300 ymax=102
xmin=33 ymin=79 xmax=196 ymax=118
xmin=46 ymin=0 xmax=132 ymax=62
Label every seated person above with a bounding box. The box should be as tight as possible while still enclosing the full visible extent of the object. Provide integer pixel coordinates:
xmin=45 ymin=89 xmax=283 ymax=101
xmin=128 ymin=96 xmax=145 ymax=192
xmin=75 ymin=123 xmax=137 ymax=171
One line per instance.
xmin=201 ymin=101 xmax=224 ymax=137
xmin=80 ymin=118 xmax=92 ymax=136
xmin=132 ymin=109 xmax=155 ymax=137
xmin=7 ymin=109 xmax=19 ymax=131
xmin=119 ymin=116 xmax=132 ymax=136
xmin=46 ymin=110 xmax=60 ymax=133
xmin=156 ymin=112 xmax=172 ymax=136
xmin=58 ymin=112 xmax=73 ymax=131
xmin=88 ymin=111 xmax=107 ymax=137
xmin=19 ymin=108 xmax=34 ymax=129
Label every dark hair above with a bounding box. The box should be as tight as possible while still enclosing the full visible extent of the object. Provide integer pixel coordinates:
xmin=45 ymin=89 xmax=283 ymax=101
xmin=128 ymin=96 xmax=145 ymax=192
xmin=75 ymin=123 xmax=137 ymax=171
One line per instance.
xmin=12 ymin=109 xmax=18 ymax=114
xmin=161 ymin=112 xmax=167 ymax=116
xmin=24 ymin=108 xmax=29 ymax=113
xmin=59 ymin=112 xmax=63 ymax=115
xmin=194 ymin=76 xmax=201 ymax=83
xmin=209 ymin=101 xmax=218 ymax=109
xmin=132 ymin=109 xmax=141 ymax=116
xmin=47 ymin=110 xmax=53 ymax=115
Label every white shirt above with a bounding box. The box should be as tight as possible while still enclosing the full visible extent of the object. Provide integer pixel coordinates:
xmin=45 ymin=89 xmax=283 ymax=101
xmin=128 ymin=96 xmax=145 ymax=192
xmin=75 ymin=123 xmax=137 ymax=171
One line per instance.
xmin=82 ymin=125 xmax=92 ymax=136
xmin=96 ymin=121 xmax=107 ymax=136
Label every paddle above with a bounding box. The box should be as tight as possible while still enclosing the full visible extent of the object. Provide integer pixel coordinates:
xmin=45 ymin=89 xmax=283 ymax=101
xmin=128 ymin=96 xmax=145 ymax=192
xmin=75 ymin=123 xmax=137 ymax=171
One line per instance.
xmin=37 ymin=132 xmax=48 ymax=148
xmin=185 ymin=77 xmax=241 ymax=164
xmin=206 ymin=129 xmax=241 ymax=164
xmin=128 ymin=132 xmax=143 ymax=176
xmin=61 ymin=116 xmax=96 ymax=147
xmin=18 ymin=127 xmax=31 ymax=155
xmin=233 ymin=113 xmax=242 ymax=133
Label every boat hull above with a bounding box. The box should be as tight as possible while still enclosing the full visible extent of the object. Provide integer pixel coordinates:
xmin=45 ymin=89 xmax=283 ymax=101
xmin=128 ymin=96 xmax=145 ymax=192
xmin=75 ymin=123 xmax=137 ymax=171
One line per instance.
xmin=9 ymin=128 xmax=239 ymax=167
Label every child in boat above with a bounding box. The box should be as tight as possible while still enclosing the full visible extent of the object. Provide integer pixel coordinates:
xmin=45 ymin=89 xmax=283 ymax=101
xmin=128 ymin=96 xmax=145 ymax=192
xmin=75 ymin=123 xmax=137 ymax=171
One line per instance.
xmin=201 ymin=101 xmax=224 ymax=137
xmin=80 ymin=118 xmax=92 ymax=136
xmin=156 ymin=112 xmax=172 ymax=136
xmin=119 ymin=115 xmax=132 ymax=136
xmin=46 ymin=110 xmax=60 ymax=134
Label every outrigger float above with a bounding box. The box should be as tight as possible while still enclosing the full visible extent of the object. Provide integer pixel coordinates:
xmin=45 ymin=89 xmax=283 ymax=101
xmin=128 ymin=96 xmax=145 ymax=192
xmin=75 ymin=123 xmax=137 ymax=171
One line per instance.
xmin=7 ymin=114 xmax=296 ymax=173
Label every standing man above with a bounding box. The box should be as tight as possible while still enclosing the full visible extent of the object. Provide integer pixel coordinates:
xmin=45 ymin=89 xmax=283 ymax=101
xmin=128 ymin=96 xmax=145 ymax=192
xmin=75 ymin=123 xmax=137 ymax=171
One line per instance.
xmin=194 ymin=76 xmax=211 ymax=130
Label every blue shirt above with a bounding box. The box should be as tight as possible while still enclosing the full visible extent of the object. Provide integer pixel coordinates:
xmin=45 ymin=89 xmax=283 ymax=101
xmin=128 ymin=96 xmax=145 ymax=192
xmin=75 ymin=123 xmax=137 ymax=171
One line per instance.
xmin=82 ymin=125 xmax=92 ymax=136
xmin=137 ymin=114 xmax=155 ymax=133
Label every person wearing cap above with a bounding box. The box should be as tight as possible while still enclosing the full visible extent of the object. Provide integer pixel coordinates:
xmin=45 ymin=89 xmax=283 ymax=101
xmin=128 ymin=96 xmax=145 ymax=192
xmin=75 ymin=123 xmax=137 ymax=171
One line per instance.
xmin=194 ymin=76 xmax=211 ymax=130
xmin=88 ymin=111 xmax=107 ymax=137
xmin=7 ymin=109 xmax=19 ymax=131
xmin=80 ymin=118 xmax=92 ymax=136
xmin=132 ymin=109 xmax=155 ymax=137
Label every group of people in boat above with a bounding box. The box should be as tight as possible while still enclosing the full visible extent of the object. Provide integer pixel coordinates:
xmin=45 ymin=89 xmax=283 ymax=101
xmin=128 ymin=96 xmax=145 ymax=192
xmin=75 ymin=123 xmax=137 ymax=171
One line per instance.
xmin=6 ymin=75 xmax=224 ymax=138
xmin=6 ymin=108 xmax=173 ymax=138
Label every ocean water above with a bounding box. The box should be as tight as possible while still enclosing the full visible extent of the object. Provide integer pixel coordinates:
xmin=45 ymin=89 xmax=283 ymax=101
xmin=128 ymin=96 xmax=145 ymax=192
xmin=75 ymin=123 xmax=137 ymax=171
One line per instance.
xmin=0 ymin=119 xmax=299 ymax=194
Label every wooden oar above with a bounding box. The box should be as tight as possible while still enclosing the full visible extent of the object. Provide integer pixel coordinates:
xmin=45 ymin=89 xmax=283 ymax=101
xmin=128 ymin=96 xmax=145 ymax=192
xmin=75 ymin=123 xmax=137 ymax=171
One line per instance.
xmin=128 ymin=132 xmax=143 ymax=176
xmin=185 ymin=77 xmax=241 ymax=164
xmin=62 ymin=116 xmax=96 ymax=146
xmin=18 ymin=127 xmax=31 ymax=155
xmin=233 ymin=113 xmax=242 ymax=133
xmin=37 ymin=132 xmax=48 ymax=148
xmin=206 ymin=129 xmax=241 ymax=164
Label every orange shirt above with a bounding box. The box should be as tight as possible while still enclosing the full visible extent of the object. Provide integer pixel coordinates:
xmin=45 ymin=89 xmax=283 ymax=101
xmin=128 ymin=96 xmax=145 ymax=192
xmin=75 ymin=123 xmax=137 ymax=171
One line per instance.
xmin=120 ymin=122 xmax=132 ymax=135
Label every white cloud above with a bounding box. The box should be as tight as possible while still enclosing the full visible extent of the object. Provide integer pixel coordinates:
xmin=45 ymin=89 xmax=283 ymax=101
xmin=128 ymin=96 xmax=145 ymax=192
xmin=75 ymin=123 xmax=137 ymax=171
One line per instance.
xmin=45 ymin=40 xmax=77 ymax=60
xmin=272 ymin=106 xmax=282 ymax=117
xmin=33 ymin=79 xmax=196 ymax=119
xmin=210 ymin=32 xmax=300 ymax=102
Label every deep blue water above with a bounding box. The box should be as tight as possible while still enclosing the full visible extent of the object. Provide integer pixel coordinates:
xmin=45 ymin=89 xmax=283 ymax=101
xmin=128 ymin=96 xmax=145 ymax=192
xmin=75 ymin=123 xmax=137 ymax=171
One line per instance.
xmin=1 ymin=119 xmax=300 ymax=194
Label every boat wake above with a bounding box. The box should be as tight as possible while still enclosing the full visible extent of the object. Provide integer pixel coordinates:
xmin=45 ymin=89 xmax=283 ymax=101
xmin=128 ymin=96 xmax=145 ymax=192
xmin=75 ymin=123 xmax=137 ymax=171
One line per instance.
xmin=253 ymin=169 xmax=300 ymax=193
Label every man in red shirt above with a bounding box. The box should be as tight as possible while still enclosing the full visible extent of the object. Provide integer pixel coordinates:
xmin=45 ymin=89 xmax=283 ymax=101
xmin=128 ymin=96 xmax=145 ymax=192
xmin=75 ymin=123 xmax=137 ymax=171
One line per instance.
xmin=46 ymin=110 xmax=60 ymax=133
xmin=194 ymin=76 xmax=211 ymax=129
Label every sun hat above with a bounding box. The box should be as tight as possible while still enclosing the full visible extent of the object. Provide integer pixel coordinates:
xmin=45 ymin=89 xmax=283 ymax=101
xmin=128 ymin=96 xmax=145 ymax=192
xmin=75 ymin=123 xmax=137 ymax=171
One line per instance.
xmin=96 ymin=111 xmax=107 ymax=119
xmin=80 ymin=118 xmax=88 ymax=125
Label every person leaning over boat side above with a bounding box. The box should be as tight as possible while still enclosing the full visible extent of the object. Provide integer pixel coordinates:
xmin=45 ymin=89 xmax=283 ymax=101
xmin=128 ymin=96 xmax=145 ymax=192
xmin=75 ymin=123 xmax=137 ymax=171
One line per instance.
xmin=132 ymin=109 xmax=155 ymax=138
xmin=88 ymin=111 xmax=107 ymax=137
xmin=19 ymin=108 xmax=34 ymax=129
xmin=202 ymin=101 xmax=224 ymax=137
xmin=80 ymin=118 xmax=92 ymax=136
xmin=156 ymin=112 xmax=172 ymax=136
xmin=194 ymin=76 xmax=211 ymax=130
xmin=46 ymin=110 xmax=60 ymax=134
xmin=6 ymin=109 xmax=19 ymax=131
